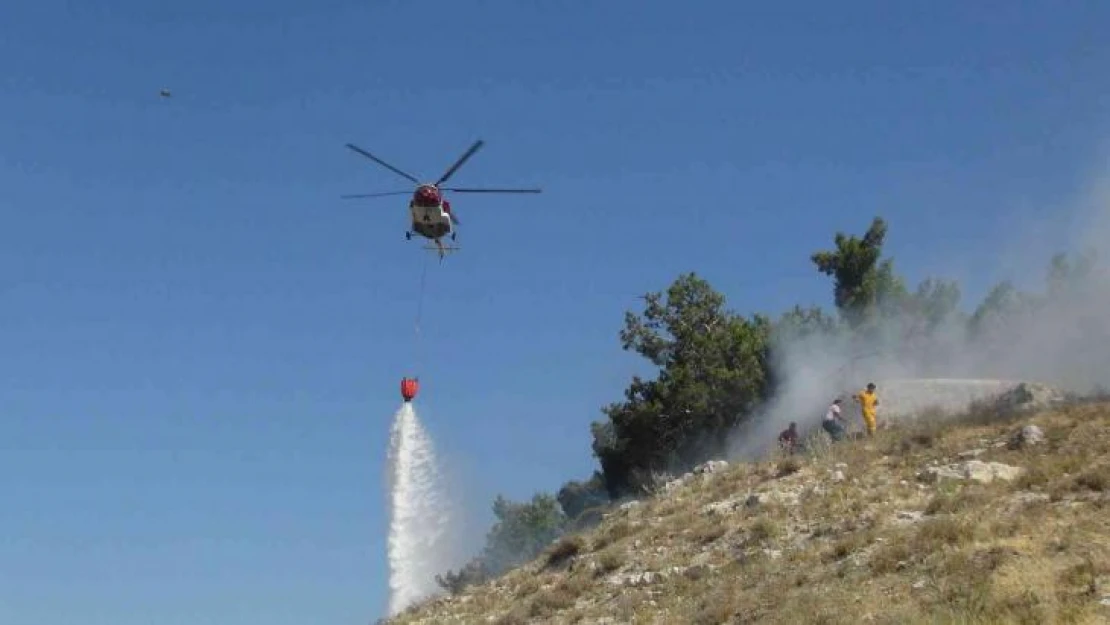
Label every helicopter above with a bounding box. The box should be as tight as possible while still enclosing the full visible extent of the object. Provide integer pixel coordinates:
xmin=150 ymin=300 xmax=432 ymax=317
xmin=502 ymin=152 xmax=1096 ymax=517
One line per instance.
xmin=341 ymin=139 xmax=541 ymax=259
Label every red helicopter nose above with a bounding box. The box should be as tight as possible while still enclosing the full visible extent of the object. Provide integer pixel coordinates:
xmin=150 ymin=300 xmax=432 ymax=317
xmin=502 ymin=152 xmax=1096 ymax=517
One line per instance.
xmin=414 ymin=186 xmax=440 ymax=205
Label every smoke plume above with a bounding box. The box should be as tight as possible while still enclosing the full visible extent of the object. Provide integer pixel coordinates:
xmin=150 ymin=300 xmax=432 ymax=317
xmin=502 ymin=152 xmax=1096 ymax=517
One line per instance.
xmin=729 ymin=161 xmax=1110 ymax=461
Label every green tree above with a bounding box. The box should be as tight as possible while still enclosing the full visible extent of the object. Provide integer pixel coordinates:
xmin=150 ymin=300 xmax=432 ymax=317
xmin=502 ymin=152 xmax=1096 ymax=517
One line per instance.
xmin=1046 ymin=250 xmax=1097 ymax=298
xmin=591 ymin=273 xmax=773 ymax=497
xmin=968 ymin=280 xmax=1032 ymax=341
xmin=435 ymin=492 xmax=568 ymax=595
xmin=810 ymin=216 xmax=897 ymax=328
xmin=433 ymin=558 xmax=490 ymax=596
xmin=908 ymin=278 xmax=963 ymax=332
xmin=807 ymin=217 xmax=981 ymax=360
xmin=481 ymin=493 xmax=568 ymax=573
xmin=556 ymin=472 xmax=609 ymax=520
xmin=772 ymin=304 xmax=841 ymax=345
xmin=764 ymin=305 xmax=844 ymax=390
xmin=969 ymin=250 xmax=1096 ymax=342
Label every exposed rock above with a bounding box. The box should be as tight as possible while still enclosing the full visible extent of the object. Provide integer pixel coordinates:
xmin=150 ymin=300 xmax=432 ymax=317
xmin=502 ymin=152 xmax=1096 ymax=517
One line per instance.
xmin=876 ymin=378 xmax=1029 ymax=421
xmin=608 ymin=567 xmax=686 ymax=587
xmin=662 ymin=475 xmax=690 ymax=494
xmin=617 ymin=571 xmax=655 ymax=587
xmin=689 ymin=551 xmax=715 ymax=568
xmin=760 ymin=487 xmax=802 ymax=506
xmin=1008 ymin=424 xmax=1046 ymax=450
xmin=703 ymin=486 xmax=804 ymax=514
xmin=876 ymin=379 xmax=1067 ymax=423
xmin=991 ymin=383 xmax=1067 ymax=417
xmin=919 ymin=460 xmax=1025 ymax=484
xmin=694 ymin=460 xmax=729 ymax=475
xmin=969 ymin=461 xmax=1025 ymax=482
xmin=894 ymin=510 xmax=924 ymax=525
xmin=382 ymin=392 xmax=1110 ymax=625
xmin=701 ymin=498 xmax=743 ymax=516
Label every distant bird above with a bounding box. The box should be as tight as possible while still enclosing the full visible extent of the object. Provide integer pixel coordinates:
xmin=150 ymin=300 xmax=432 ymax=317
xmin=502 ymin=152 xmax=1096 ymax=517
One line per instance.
xmin=159 ymin=89 xmax=172 ymax=98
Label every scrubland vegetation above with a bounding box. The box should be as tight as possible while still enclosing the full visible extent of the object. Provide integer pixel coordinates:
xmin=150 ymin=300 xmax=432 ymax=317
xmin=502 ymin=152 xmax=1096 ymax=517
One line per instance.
xmin=383 ymin=215 xmax=1110 ymax=623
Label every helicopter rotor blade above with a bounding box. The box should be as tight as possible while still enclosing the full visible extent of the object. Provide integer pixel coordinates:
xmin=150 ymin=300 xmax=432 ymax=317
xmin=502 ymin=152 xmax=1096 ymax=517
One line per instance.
xmin=442 ymin=187 xmax=542 ymax=194
xmin=340 ymin=190 xmax=413 ymax=199
xmin=435 ymin=139 xmax=484 ymax=186
xmin=344 ymin=144 xmax=421 ymax=184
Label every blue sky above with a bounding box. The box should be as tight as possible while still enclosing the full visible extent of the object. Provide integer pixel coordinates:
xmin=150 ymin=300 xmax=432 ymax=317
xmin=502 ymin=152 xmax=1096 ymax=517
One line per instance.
xmin=2 ymin=0 xmax=1108 ymax=622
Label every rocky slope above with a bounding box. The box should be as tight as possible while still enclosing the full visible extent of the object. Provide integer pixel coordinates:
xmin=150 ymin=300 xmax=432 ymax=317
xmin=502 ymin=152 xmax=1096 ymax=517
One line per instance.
xmin=873 ymin=379 xmax=1068 ymax=422
xmin=385 ymin=394 xmax=1110 ymax=624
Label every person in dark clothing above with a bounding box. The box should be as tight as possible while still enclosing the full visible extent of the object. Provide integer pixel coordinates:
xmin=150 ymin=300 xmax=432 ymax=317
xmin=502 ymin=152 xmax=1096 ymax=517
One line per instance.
xmin=778 ymin=422 xmax=799 ymax=453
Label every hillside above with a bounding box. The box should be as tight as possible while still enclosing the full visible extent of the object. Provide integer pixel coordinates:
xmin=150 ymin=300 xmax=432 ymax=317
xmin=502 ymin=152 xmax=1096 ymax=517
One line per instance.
xmin=384 ymin=394 xmax=1110 ymax=624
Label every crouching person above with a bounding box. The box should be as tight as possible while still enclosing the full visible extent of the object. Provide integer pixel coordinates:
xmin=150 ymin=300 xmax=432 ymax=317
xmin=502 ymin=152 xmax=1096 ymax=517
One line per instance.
xmin=822 ymin=398 xmax=847 ymax=442
xmin=778 ymin=422 xmax=799 ymax=454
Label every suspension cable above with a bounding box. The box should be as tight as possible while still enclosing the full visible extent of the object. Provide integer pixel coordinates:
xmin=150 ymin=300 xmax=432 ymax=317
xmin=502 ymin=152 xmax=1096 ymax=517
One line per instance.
xmin=412 ymin=251 xmax=430 ymax=377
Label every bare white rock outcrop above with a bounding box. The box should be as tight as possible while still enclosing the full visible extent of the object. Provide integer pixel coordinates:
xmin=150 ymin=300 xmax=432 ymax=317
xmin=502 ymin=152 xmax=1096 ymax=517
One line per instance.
xmin=1008 ymin=424 xmax=1046 ymax=449
xmin=919 ymin=460 xmax=1025 ymax=484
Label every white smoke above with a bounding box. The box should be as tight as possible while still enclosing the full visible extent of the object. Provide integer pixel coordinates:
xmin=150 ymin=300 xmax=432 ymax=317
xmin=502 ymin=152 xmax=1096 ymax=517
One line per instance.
xmin=385 ymin=402 xmax=455 ymax=616
xmin=729 ymin=156 xmax=1110 ymax=461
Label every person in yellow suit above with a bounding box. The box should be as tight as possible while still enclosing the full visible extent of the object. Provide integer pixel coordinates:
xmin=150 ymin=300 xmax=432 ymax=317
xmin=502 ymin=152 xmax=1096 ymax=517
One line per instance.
xmin=854 ymin=382 xmax=880 ymax=437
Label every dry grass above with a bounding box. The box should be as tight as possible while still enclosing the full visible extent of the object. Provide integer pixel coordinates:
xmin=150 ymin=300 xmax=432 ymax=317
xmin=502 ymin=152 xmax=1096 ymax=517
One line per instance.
xmin=385 ymin=401 xmax=1110 ymax=625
